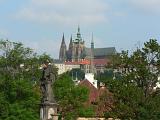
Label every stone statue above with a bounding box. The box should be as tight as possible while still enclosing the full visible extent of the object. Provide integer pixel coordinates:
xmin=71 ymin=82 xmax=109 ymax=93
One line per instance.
xmin=40 ymin=60 xmax=58 ymax=120
xmin=40 ymin=60 xmax=55 ymax=102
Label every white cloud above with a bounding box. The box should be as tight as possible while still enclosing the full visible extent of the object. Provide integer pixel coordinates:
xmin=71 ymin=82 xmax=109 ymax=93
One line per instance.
xmin=129 ymin=0 xmax=160 ymax=13
xmin=14 ymin=0 xmax=109 ymax=26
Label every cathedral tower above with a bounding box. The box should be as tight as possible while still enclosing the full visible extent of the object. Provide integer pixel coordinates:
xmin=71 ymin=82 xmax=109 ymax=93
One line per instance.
xmin=58 ymin=26 xmax=86 ymax=62
xmin=67 ymin=35 xmax=74 ymax=61
xmin=71 ymin=26 xmax=85 ymax=62
xmin=59 ymin=33 xmax=67 ymax=61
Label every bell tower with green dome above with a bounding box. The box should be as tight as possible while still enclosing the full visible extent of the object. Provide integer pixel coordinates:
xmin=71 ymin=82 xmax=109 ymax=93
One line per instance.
xmin=71 ymin=26 xmax=85 ymax=62
xmin=67 ymin=26 xmax=85 ymax=62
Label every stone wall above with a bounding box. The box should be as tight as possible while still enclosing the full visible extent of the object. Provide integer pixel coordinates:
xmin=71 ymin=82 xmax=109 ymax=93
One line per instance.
xmin=77 ymin=118 xmax=120 ymax=120
xmin=77 ymin=117 xmax=105 ymax=120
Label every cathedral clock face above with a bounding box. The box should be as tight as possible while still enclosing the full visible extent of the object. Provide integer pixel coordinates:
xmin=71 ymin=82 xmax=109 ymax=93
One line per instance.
xmin=48 ymin=108 xmax=55 ymax=119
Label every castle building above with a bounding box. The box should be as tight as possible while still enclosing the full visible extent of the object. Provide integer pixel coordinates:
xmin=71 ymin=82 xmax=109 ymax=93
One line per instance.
xmin=59 ymin=26 xmax=85 ymax=62
xmin=58 ymin=27 xmax=116 ymax=74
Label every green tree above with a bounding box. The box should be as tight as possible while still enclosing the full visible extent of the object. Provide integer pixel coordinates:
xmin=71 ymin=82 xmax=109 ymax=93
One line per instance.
xmin=53 ymin=73 xmax=94 ymax=120
xmin=101 ymin=39 xmax=160 ymax=119
xmin=0 ymin=39 xmax=57 ymax=120
xmin=123 ymin=39 xmax=160 ymax=97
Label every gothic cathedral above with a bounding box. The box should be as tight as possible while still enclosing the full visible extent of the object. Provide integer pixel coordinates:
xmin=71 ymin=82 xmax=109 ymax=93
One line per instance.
xmin=59 ymin=26 xmax=86 ymax=62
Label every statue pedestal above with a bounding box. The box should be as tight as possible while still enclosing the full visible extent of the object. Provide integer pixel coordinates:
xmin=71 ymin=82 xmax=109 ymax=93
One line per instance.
xmin=40 ymin=102 xmax=59 ymax=120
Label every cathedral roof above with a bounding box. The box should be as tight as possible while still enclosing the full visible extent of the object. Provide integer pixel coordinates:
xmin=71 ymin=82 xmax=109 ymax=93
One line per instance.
xmin=85 ymin=47 xmax=116 ymax=57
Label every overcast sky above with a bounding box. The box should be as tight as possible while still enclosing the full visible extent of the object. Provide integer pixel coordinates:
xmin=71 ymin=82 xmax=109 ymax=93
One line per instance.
xmin=0 ymin=0 xmax=160 ymax=58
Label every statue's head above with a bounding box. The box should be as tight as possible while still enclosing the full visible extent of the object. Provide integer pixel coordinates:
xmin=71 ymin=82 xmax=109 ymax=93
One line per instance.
xmin=42 ymin=59 xmax=50 ymax=68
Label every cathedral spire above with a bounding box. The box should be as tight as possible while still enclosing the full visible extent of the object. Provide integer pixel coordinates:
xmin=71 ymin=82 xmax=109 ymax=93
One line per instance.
xmin=91 ymin=33 xmax=94 ymax=49
xmin=78 ymin=25 xmax=80 ymax=33
xmin=70 ymin=34 xmax=72 ymax=43
xmin=76 ymin=25 xmax=82 ymax=42
xmin=90 ymin=33 xmax=94 ymax=74
xmin=62 ymin=33 xmax=65 ymax=44
xmin=59 ymin=33 xmax=67 ymax=61
xmin=69 ymin=34 xmax=73 ymax=49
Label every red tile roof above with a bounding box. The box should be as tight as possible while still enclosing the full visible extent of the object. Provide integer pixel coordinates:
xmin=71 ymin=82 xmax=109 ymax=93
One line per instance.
xmin=79 ymin=80 xmax=114 ymax=116
xmin=79 ymin=59 xmax=90 ymax=65
xmin=64 ymin=61 xmax=79 ymax=65
xmin=79 ymin=80 xmax=99 ymax=103
xmin=64 ymin=59 xmax=90 ymax=65
xmin=93 ymin=59 xmax=109 ymax=65
xmin=64 ymin=59 xmax=109 ymax=65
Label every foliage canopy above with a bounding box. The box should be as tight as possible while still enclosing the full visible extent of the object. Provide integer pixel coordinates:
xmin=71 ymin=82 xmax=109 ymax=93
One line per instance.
xmin=0 ymin=39 xmax=56 ymax=120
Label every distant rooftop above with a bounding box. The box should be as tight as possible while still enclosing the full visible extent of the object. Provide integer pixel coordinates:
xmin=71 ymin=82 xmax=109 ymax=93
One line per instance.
xmin=85 ymin=47 xmax=116 ymax=57
xmin=53 ymin=59 xmax=63 ymax=64
xmin=54 ymin=58 xmax=110 ymax=65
